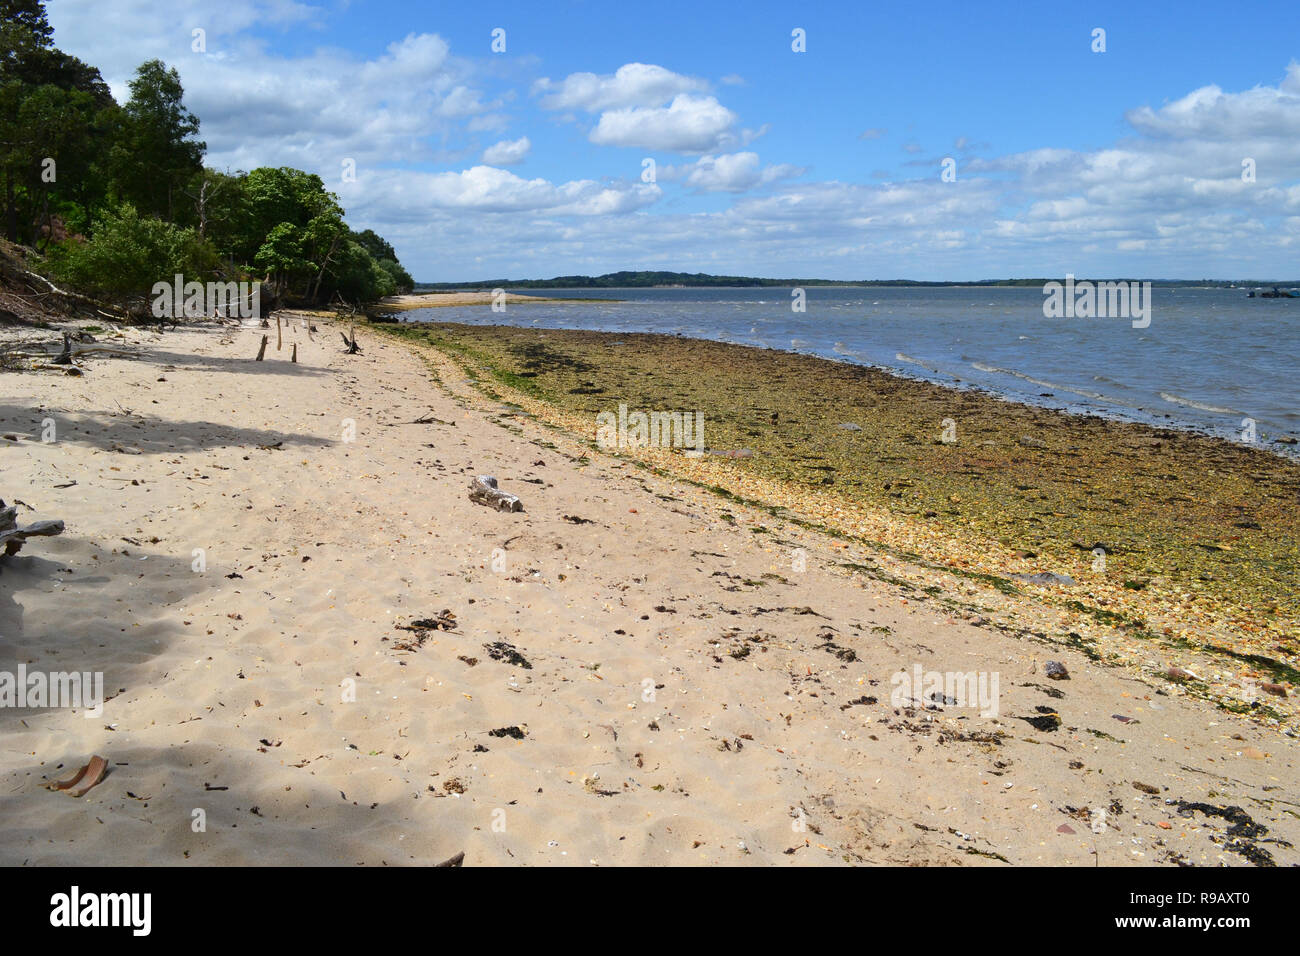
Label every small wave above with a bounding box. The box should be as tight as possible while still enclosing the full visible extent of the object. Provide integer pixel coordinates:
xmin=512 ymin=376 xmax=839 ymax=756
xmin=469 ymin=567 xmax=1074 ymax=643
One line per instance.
xmin=970 ymin=362 xmax=1119 ymax=403
xmin=1159 ymin=392 xmax=1241 ymax=416
xmin=896 ymin=352 xmax=948 ymax=375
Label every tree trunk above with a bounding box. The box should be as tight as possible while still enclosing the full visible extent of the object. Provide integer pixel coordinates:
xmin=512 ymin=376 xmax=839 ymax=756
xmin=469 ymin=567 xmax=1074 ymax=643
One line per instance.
xmin=310 ymin=235 xmax=341 ymax=303
xmin=33 ymin=189 xmax=50 ymax=249
xmin=4 ymin=172 xmax=17 ymax=244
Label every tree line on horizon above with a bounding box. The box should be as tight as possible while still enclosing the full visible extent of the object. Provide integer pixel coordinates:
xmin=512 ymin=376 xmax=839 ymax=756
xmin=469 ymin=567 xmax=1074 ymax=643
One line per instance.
xmin=0 ymin=0 xmax=412 ymax=318
xmin=417 ymin=271 xmax=1294 ymax=290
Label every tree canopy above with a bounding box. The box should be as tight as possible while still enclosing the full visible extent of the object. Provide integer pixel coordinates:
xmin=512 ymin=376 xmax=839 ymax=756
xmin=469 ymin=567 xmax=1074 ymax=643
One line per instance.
xmin=1 ymin=0 xmax=413 ymax=315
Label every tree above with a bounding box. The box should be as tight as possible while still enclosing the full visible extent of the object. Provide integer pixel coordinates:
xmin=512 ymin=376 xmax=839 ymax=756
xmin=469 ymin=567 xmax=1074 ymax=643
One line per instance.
xmin=327 ymin=239 xmax=396 ymax=303
xmin=304 ymin=211 xmax=348 ymax=300
xmin=0 ymin=0 xmax=115 ymax=241
xmin=253 ymin=221 xmax=309 ymax=301
xmin=0 ymin=0 xmax=53 ymax=82
xmin=13 ymin=83 xmax=99 ymax=246
xmin=350 ymin=228 xmax=412 ymax=292
xmin=234 ymin=167 xmax=342 ymax=265
xmin=45 ymin=202 xmax=218 ymax=316
xmin=109 ymin=59 xmax=204 ymax=221
xmin=4 ymin=6 xmax=414 ymax=314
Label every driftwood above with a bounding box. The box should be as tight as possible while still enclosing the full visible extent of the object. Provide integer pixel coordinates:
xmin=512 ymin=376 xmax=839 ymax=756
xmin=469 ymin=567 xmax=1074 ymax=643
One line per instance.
xmin=291 ymin=342 xmax=298 ymax=363
xmin=468 ymin=475 xmax=523 ymax=513
xmin=63 ymin=345 xmax=134 ymax=358
xmin=0 ymin=500 xmax=65 ymax=557
xmin=21 ymin=269 xmax=123 ymax=319
xmin=340 ymin=328 xmax=361 ymax=354
xmin=2 ymin=337 xmax=136 ymax=364
xmin=255 ymin=335 xmax=268 ymax=361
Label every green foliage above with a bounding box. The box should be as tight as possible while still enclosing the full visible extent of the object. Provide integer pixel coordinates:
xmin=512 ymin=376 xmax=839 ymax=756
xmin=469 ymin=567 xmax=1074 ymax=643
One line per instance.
xmin=353 ymin=228 xmax=413 ymax=292
xmin=108 ymin=59 xmax=204 ymax=221
xmin=4 ymin=1 xmax=413 ymax=310
xmin=328 ymin=239 xmax=396 ymax=303
xmin=374 ymin=256 xmax=414 ymax=294
xmin=46 ymin=203 xmax=217 ymax=312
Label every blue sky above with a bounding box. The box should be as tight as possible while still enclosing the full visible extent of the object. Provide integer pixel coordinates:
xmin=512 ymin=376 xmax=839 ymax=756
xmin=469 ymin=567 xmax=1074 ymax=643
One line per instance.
xmin=47 ymin=0 xmax=1300 ymax=280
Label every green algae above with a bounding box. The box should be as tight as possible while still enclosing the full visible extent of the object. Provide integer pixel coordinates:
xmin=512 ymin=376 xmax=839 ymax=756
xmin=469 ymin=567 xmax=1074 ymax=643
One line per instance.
xmin=378 ymin=321 xmax=1300 ymax=654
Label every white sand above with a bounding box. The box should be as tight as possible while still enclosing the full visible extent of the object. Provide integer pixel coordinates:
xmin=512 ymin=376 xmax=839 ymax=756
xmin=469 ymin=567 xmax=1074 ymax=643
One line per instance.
xmin=381 ymin=291 xmax=552 ymax=310
xmin=0 ymin=317 xmax=1294 ymax=866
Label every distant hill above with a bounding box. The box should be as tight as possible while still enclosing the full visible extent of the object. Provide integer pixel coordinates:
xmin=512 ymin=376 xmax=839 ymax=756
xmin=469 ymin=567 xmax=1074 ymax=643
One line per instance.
xmin=414 ymin=271 xmax=1300 ymax=290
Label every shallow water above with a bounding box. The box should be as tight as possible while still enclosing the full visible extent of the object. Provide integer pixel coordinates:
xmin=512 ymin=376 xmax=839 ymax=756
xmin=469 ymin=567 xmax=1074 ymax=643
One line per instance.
xmin=401 ymin=286 xmax=1299 ymax=449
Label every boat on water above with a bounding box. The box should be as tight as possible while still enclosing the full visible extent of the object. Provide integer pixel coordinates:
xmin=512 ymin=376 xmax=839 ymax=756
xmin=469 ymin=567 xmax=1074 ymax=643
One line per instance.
xmin=1247 ymin=286 xmax=1295 ymax=298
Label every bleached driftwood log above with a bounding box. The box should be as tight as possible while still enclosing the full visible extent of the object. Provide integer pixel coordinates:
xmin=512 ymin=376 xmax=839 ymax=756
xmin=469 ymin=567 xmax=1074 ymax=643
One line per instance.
xmin=0 ymin=500 xmax=64 ymax=557
xmin=468 ymin=475 xmax=523 ymax=513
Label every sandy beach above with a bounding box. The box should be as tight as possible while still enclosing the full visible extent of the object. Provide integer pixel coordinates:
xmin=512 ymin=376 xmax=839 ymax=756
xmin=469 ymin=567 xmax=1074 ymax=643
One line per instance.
xmin=0 ymin=314 xmax=1295 ymax=866
xmin=380 ymin=291 xmax=567 ymax=310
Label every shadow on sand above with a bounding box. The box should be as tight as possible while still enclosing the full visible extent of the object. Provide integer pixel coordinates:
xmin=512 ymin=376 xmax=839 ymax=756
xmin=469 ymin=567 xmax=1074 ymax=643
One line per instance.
xmin=0 ymin=403 xmax=335 ymax=455
xmin=0 ymin=536 xmax=223 ymax=729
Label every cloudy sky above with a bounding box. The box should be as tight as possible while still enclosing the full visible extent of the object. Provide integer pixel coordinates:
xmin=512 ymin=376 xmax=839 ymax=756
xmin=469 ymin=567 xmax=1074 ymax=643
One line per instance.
xmin=47 ymin=0 xmax=1300 ymax=281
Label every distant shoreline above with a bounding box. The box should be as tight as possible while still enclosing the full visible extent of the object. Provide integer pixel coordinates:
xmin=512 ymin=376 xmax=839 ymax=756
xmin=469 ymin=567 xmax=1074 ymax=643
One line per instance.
xmin=386 ymin=292 xmax=1299 ymax=452
xmin=412 ymin=273 xmax=1300 ymax=291
xmin=380 ymin=290 xmax=610 ymax=310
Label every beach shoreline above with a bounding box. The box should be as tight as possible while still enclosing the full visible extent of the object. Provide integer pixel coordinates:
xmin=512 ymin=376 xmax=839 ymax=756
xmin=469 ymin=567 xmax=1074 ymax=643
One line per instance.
xmin=0 ymin=314 xmax=1295 ymax=866
xmin=380 ymin=291 xmax=602 ymax=311
xmin=382 ymin=288 xmax=1300 ymax=454
xmin=377 ymin=321 xmax=1300 ymax=686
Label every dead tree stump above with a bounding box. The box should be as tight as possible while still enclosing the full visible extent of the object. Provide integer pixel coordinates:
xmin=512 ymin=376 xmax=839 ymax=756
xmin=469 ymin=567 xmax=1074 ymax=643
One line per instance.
xmin=52 ymin=332 xmax=73 ymax=365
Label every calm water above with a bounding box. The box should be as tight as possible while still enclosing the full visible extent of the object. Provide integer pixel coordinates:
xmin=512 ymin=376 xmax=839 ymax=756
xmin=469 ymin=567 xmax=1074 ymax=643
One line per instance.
xmin=401 ymin=286 xmax=1299 ymax=449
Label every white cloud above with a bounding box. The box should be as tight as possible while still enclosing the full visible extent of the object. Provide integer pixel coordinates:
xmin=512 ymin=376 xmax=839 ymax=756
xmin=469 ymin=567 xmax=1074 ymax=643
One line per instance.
xmin=381 ymin=55 xmax=1300 ymax=278
xmin=40 ymin=5 xmax=1300 ymax=279
xmin=48 ymin=4 xmax=504 ymax=173
xmin=1126 ymin=62 xmax=1300 ymax=140
xmin=589 ymin=93 xmax=741 ymax=153
xmin=660 ymin=153 xmax=804 ymax=192
xmin=482 ymin=136 xmax=532 ymax=166
xmin=346 ymin=166 xmax=660 ymax=218
xmin=536 ymin=63 xmax=755 ymax=154
xmin=533 ymin=62 xmax=705 ymax=111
